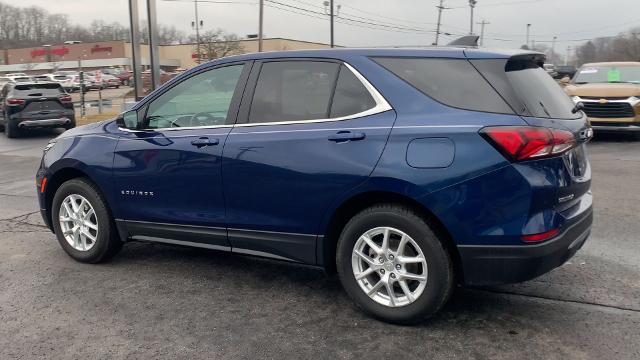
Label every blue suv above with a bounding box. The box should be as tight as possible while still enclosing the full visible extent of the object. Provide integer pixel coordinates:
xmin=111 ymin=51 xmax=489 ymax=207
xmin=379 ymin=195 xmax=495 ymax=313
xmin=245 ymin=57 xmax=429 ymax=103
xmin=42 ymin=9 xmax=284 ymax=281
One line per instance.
xmin=36 ymin=48 xmax=593 ymax=324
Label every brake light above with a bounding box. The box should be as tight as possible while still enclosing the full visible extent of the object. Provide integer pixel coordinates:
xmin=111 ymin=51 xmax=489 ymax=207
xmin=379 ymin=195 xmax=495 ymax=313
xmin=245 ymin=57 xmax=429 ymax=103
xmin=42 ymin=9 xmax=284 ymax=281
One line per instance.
xmin=6 ymin=98 xmax=25 ymax=106
xmin=522 ymin=228 xmax=559 ymax=243
xmin=59 ymin=94 xmax=72 ymax=103
xmin=481 ymin=126 xmax=576 ymax=161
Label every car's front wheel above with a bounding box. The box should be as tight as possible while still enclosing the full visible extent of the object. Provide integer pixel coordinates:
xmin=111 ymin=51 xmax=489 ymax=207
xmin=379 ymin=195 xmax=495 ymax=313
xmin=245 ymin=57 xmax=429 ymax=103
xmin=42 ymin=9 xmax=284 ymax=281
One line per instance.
xmin=336 ymin=204 xmax=454 ymax=324
xmin=51 ymin=178 xmax=122 ymax=263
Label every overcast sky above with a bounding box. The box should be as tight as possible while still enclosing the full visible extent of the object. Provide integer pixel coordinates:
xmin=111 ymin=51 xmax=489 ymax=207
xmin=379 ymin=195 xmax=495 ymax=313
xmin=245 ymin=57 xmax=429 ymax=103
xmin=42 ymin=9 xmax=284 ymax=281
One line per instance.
xmin=14 ymin=0 xmax=640 ymax=57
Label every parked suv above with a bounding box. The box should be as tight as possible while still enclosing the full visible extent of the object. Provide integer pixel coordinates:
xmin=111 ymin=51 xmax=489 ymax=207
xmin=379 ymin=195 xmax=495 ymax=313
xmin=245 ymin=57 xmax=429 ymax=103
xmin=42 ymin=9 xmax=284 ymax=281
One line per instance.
xmin=1 ymin=82 xmax=75 ymax=137
xmin=564 ymin=62 xmax=640 ymax=135
xmin=36 ymin=48 xmax=593 ymax=324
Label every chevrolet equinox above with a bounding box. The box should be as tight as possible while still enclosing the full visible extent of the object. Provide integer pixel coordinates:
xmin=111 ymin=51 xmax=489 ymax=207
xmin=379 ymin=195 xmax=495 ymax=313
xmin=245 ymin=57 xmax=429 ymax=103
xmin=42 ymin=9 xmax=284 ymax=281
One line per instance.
xmin=37 ymin=48 xmax=593 ymax=324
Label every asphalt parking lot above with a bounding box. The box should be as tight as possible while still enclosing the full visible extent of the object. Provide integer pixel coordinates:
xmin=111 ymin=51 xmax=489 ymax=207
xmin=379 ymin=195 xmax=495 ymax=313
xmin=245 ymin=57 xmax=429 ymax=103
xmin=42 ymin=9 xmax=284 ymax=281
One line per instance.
xmin=0 ymin=130 xmax=639 ymax=359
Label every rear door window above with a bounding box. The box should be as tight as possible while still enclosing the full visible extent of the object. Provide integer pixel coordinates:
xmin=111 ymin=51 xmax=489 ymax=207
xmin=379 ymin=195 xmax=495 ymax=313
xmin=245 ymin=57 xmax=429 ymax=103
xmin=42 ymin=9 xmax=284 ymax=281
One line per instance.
xmin=249 ymin=61 xmax=340 ymax=123
xmin=330 ymin=65 xmax=376 ymax=118
xmin=372 ymin=57 xmax=514 ymax=114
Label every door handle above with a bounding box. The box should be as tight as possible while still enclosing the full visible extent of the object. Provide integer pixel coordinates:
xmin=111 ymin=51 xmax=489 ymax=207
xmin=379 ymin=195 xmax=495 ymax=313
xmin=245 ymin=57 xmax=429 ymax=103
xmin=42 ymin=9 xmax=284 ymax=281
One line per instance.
xmin=191 ymin=137 xmax=220 ymax=148
xmin=328 ymin=131 xmax=366 ymax=143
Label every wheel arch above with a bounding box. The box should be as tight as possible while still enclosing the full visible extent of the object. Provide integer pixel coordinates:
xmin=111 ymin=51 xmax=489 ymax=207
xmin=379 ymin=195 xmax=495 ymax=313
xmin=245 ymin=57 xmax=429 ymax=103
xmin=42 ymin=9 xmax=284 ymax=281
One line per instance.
xmin=44 ymin=167 xmax=105 ymax=230
xmin=319 ymin=190 xmax=464 ymax=284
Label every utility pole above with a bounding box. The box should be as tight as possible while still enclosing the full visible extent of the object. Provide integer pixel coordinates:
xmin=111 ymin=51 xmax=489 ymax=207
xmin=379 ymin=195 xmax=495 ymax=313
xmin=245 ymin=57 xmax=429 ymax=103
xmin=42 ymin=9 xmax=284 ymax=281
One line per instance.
xmin=147 ymin=0 xmax=160 ymax=91
xmin=192 ymin=0 xmax=202 ymax=63
xmin=324 ymin=1 xmax=340 ymax=47
xmin=525 ymin=23 xmax=531 ymax=49
xmin=468 ymin=0 xmax=477 ymax=35
xmin=434 ymin=0 xmax=446 ymax=46
xmin=128 ymin=0 xmax=143 ymax=100
xmin=550 ymin=35 xmax=557 ymax=63
xmin=565 ymin=46 xmax=571 ymax=66
xmin=258 ymin=0 xmax=264 ymax=52
xmin=477 ymin=20 xmax=489 ymax=47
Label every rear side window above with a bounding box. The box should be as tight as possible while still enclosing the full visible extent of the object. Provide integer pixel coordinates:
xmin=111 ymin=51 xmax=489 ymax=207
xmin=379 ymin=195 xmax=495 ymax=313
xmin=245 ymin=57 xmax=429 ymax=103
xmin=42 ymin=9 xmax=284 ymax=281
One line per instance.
xmin=249 ymin=61 xmax=339 ymax=123
xmin=373 ymin=57 xmax=514 ymax=114
xmin=14 ymin=83 xmax=64 ymax=96
xmin=330 ymin=65 xmax=376 ymax=118
xmin=473 ymin=58 xmax=579 ymax=119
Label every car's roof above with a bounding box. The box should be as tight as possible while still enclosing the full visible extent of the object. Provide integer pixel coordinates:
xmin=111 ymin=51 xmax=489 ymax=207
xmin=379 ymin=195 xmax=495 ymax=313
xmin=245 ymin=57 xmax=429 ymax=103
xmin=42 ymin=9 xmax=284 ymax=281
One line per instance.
xmin=12 ymin=81 xmax=61 ymax=86
xmin=582 ymin=61 xmax=640 ymax=67
xmin=203 ymin=47 xmax=543 ymax=65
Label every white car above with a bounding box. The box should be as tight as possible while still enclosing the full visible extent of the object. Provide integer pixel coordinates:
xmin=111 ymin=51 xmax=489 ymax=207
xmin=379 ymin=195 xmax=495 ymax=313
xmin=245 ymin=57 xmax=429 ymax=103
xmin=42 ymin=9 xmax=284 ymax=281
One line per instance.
xmin=7 ymin=75 xmax=33 ymax=83
xmin=0 ymin=76 xmax=11 ymax=87
xmin=34 ymin=74 xmax=81 ymax=92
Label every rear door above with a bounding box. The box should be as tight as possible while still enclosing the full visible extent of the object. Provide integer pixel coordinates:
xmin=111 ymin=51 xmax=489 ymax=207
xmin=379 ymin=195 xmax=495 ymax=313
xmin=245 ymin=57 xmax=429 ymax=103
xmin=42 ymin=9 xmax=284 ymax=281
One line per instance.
xmin=222 ymin=59 xmax=395 ymax=263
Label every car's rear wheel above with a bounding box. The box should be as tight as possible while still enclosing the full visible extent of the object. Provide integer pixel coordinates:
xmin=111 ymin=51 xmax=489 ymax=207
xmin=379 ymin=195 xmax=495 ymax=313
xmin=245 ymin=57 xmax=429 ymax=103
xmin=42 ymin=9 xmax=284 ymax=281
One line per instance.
xmin=336 ymin=204 xmax=454 ymax=324
xmin=51 ymin=178 xmax=122 ymax=263
xmin=65 ymin=119 xmax=76 ymax=130
xmin=5 ymin=118 xmax=20 ymax=138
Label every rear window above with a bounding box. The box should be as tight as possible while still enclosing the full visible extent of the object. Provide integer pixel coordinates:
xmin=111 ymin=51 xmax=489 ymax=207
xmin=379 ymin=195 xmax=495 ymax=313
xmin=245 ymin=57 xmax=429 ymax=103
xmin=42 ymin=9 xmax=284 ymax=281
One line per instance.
xmin=14 ymin=83 xmax=64 ymax=96
xmin=472 ymin=58 xmax=579 ymax=119
xmin=372 ymin=57 xmax=514 ymax=114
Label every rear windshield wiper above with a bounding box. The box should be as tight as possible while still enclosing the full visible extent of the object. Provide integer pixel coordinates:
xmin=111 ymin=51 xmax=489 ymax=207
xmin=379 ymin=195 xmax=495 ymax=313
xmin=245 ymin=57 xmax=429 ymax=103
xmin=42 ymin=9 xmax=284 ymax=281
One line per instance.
xmin=538 ymin=101 xmax=551 ymax=118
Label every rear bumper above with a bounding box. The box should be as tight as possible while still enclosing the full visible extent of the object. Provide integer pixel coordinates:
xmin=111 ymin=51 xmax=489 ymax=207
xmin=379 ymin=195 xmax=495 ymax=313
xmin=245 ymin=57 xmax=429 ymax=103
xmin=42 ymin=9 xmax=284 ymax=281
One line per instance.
xmin=458 ymin=208 xmax=593 ymax=286
xmin=18 ymin=117 xmax=73 ymax=128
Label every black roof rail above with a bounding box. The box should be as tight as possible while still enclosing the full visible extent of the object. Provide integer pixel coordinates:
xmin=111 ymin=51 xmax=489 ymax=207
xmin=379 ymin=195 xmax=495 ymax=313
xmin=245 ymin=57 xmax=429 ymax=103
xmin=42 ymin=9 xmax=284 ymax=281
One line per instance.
xmin=447 ymin=35 xmax=480 ymax=48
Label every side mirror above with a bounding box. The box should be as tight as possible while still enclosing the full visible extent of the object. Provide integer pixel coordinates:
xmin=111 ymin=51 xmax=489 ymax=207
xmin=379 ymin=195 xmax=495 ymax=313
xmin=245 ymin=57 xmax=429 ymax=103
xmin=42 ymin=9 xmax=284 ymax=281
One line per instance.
xmin=116 ymin=110 xmax=140 ymax=130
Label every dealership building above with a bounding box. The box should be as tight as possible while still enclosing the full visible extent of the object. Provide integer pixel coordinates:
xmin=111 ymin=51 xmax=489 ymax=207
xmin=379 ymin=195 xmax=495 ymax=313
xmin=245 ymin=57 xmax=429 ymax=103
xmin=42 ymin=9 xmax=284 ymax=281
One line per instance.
xmin=0 ymin=38 xmax=330 ymax=74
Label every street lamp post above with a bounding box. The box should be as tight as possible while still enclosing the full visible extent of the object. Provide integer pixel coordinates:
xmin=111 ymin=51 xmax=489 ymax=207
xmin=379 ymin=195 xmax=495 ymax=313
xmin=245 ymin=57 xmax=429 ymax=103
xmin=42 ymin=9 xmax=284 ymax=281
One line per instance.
xmin=469 ymin=0 xmax=477 ymax=35
xmin=526 ymin=23 xmax=531 ymax=49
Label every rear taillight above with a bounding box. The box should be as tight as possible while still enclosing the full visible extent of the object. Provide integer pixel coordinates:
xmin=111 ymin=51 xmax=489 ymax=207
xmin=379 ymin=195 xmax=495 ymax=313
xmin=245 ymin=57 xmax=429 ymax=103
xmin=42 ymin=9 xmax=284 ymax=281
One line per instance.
xmin=6 ymin=98 xmax=25 ymax=106
xmin=480 ymin=126 xmax=576 ymax=161
xmin=59 ymin=94 xmax=72 ymax=103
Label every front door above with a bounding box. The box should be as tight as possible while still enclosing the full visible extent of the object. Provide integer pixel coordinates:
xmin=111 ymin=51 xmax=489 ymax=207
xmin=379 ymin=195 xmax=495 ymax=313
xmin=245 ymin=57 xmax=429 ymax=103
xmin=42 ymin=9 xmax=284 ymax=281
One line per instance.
xmin=222 ymin=60 xmax=395 ymax=263
xmin=113 ymin=62 xmax=250 ymax=248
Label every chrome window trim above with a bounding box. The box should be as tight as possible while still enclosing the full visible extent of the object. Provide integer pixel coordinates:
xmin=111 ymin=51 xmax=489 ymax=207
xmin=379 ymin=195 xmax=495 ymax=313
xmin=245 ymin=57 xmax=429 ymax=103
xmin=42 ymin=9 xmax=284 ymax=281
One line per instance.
xmin=237 ymin=62 xmax=392 ymax=127
xmin=119 ymin=61 xmax=392 ymax=132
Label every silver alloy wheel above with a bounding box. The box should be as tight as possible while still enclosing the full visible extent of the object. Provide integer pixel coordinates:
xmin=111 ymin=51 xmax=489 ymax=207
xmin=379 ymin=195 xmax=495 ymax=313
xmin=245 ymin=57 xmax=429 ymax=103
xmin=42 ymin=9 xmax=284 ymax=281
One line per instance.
xmin=58 ymin=194 xmax=99 ymax=251
xmin=351 ymin=227 xmax=428 ymax=307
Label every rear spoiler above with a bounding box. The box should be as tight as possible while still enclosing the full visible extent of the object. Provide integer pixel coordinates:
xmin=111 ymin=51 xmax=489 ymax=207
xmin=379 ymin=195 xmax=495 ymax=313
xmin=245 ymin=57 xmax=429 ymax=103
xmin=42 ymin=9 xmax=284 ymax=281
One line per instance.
xmin=447 ymin=35 xmax=480 ymax=48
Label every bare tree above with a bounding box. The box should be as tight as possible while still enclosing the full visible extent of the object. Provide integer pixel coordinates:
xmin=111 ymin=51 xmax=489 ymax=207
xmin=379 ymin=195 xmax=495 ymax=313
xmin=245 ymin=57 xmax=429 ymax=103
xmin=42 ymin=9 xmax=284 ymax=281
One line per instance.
xmin=194 ymin=30 xmax=244 ymax=63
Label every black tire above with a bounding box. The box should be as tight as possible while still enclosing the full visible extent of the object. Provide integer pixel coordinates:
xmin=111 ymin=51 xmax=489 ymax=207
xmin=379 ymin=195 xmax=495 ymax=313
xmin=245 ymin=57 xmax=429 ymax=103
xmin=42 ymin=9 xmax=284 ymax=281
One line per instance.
xmin=51 ymin=178 xmax=123 ymax=263
xmin=64 ymin=119 xmax=76 ymax=130
xmin=336 ymin=204 xmax=454 ymax=324
xmin=5 ymin=118 xmax=20 ymax=138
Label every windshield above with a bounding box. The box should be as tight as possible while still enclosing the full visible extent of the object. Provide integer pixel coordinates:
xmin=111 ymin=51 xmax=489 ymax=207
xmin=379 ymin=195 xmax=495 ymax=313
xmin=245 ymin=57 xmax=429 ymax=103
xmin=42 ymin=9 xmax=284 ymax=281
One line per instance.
xmin=573 ymin=65 xmax=640 ymax=84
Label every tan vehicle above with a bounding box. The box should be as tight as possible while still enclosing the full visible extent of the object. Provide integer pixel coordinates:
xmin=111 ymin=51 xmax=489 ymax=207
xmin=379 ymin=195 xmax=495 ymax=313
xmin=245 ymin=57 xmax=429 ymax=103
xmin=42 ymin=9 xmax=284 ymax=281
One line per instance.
xmin=563 ymin=62 xmax=640 ymax=134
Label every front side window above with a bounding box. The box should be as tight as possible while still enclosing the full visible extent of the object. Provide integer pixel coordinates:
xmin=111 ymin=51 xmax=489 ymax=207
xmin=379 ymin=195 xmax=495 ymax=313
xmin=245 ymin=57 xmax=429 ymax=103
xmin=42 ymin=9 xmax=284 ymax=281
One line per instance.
xmin=145 ymin=64 xmax=244 ymax=129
